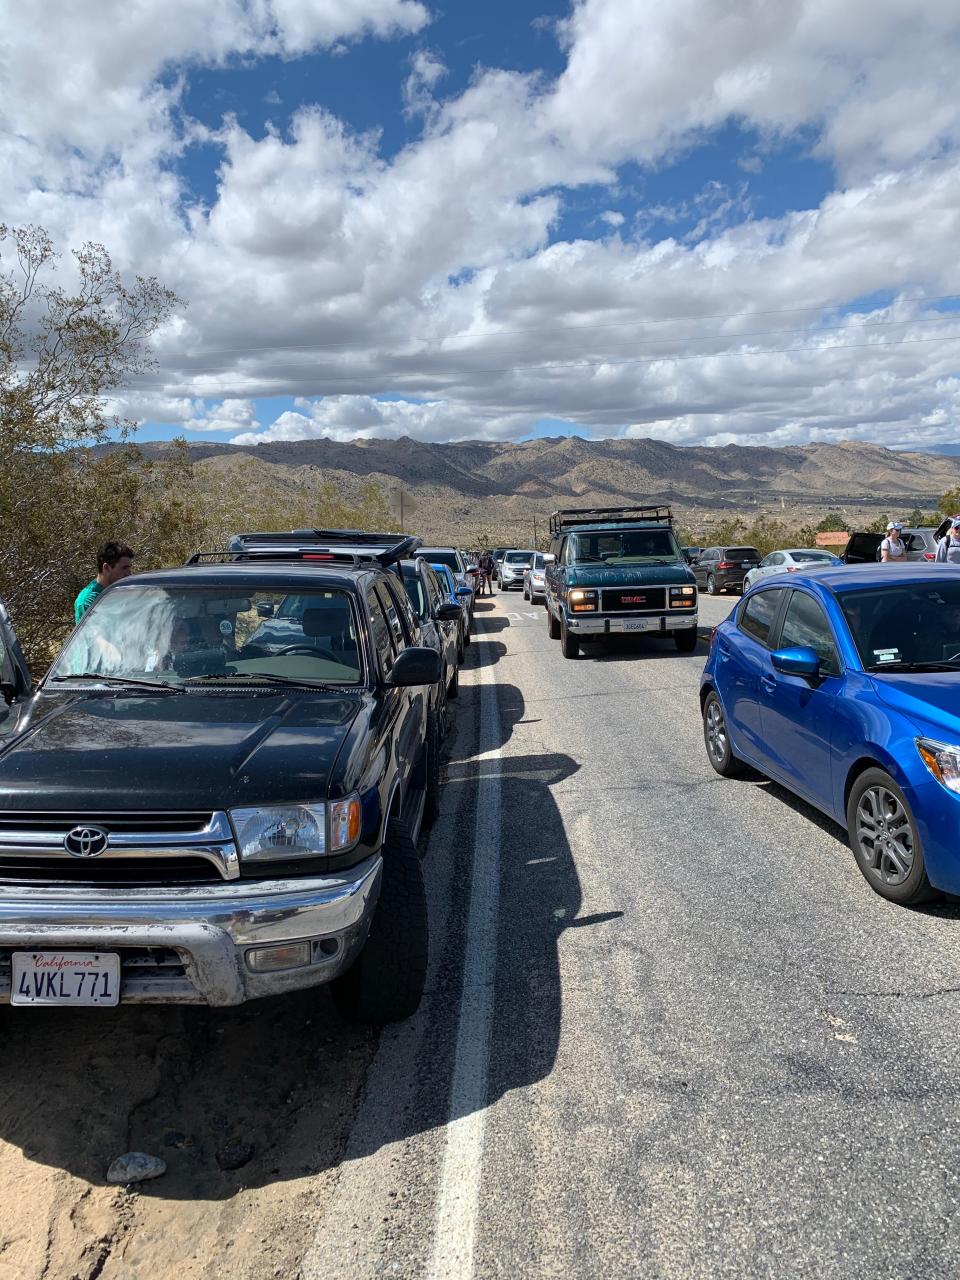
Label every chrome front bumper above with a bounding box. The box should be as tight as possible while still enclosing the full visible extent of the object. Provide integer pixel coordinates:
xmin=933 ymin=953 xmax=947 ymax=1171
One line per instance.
xmin=566 ymin=612 xmax=698 ymax=634
xmin=0 ymin=855 xmax=382 ymax=1006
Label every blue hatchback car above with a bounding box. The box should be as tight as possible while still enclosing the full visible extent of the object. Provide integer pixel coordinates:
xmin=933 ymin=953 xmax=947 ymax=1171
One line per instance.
xmin=700 ymin=565 xmax=960 ymax=905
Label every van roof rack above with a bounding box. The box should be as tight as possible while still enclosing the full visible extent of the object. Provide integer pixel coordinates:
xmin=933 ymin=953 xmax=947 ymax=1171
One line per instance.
xmin=548 ymin=505 xmax=673 ymax=537
xmin=185 ymin=531 xmax=422 ymax=568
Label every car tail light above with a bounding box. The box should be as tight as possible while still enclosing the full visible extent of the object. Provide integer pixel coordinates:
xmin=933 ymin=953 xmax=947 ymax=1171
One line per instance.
xmin=786 ymin=566 xmax=799 ymax=572
xmin=924 ymin=553 xmax=936 ymax=561
xmin=717 ymin=561 xmax=734 ymax=569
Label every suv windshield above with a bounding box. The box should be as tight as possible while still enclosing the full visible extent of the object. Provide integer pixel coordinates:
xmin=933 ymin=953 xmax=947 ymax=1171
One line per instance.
xmin=49 ymin=587 xmax=363 ymax=685
xmin=840 ymin=582 xmax=960 ymax=669
xmin=424 ymin=550 xmax=460 ymax=572
xmin=505 ymin=551 xmax=534 ymax=564
xmin=571 ymin=529 xmax=681 ymax=563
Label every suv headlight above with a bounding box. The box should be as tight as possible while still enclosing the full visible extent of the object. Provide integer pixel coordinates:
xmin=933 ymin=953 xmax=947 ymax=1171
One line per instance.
xmin=230 ymin=796 xmax=361 ymax=862
xmin=568 ymin=588 xmax=598 ymax=612
xmin=669 ymin=585 xmax=697 ymax=607
xmin=916 ymin=739 xmax=960 ymax=794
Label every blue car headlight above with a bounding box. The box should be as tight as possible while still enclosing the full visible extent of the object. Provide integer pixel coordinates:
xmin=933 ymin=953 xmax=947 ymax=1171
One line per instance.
xmin=916 ymin=738 xmax=960 ymax=794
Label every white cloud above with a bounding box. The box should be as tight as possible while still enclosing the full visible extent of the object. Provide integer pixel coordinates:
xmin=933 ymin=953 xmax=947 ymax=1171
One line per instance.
xmin=4 ymin=0 xmax=960 ymax=452
xmin=184 ymin=398 xmax=259 ymax=433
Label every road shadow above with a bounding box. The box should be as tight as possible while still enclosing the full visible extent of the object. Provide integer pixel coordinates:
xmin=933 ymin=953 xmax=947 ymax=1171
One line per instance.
xmin=0 ymin=668 xmax=614 ymax=1207
xmin=580 ymin=633 xmax=708 ymax=661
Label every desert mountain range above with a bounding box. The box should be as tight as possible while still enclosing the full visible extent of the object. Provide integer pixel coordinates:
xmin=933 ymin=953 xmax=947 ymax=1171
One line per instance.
xmin=142 ymin=436 xmax=960 ymax=544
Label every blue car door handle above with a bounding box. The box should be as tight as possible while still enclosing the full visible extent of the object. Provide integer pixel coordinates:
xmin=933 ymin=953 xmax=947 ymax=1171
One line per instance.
xmin=760 ymin=674 xmax=776 ymax=694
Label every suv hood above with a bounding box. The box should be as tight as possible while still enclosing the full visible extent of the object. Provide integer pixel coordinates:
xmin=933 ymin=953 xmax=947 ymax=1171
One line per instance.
xmin=871 ymin=673 xmax=960 ymax=740
xmin=566 ymin=563 xmax=695 ymax=588
xmin=0 ymin=689 xmax=361 ymax=810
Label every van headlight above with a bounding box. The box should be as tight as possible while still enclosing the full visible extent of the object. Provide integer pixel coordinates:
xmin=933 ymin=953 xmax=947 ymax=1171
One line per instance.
xmin=230 ymin=796 xmax=361 ymax=862
xmin=916 ymin=739 xmax=960 ymax=794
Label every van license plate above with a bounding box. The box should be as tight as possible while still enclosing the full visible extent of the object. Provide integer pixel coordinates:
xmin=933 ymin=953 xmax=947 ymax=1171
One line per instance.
xmin=11 ymin=952 xmax=121 ymax=1007
xmin=623 ymin=618 xmax=655 ymax=632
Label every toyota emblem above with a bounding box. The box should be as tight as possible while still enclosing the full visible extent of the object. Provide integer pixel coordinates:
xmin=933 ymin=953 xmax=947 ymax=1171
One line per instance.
xmin=63 ymin=826 xmax=109 ymax=858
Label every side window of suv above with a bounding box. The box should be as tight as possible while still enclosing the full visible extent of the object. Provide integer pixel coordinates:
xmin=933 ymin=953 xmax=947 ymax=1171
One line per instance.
xmin=777 ymin=591 xmax=840 ymax=676
xmin=376 ymin=582 xmax=407 ymax=651
xmin=366 ymin=587 xmax=397 ymax=678
xmin=738 ymin=588 xmax=784 ymax=647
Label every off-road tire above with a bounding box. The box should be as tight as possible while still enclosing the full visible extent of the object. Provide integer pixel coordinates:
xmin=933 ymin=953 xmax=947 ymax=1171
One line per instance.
xmin=846 ymin=768 xmax=937 ymax=905
xmin=422 ymin=710 xmax=441 ymax=828
xmin=702 ymin=690 xmax=746 ymax=778
xmin=675 ymin=627 xmax=698 ymax=653
xmin=330 ymin=819 xmax=428 ymax=1025
xmin=547 ymin=601 xmax=561 ymax=640
xmin=560 ymin=614 xmax=579 ymax=659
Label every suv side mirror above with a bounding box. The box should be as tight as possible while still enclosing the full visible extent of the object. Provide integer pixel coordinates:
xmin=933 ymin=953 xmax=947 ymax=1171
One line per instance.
xmin=436 ymin=602 xmax=463 ymax=622
xmin=772 ymin=646 xmax=820 ymax=678
xmin=389 ymin=647 xmax=442 ymax=687
xmin=256 ymin=602 xmax=274 ymax=618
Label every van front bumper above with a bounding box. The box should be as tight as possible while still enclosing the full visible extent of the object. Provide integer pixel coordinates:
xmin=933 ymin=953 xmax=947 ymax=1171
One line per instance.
xmin=0 ymin=855 xmax=382 ymax=1006
xmin=566 ymin=612 xmax=698 ymax=635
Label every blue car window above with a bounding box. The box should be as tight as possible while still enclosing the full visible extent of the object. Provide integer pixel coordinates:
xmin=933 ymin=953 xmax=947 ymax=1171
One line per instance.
xmin=738 ymin=588 xmax=785 ymax=647
xmin=779 ymin=591 xmax=840 ymax=676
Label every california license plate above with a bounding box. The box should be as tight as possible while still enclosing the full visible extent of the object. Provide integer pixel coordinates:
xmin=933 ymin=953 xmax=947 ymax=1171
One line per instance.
xmin=11 ymin=951 xmax=121 ymax=1007
xmin=623 ymin=618 xmax=655 ymax=632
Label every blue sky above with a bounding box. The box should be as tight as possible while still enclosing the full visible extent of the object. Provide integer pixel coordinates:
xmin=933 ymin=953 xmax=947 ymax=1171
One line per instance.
xmin=4 ymin=0 xmax=960 ymax=449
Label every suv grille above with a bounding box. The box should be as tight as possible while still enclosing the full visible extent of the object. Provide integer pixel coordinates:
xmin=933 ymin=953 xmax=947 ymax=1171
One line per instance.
xmin=0 ymin=855 xmax=222 ymax=887
xmin=0 ymin=811 xmax=215 ymax=834
xmin=601 ymin=587 xmax=666 ymax=613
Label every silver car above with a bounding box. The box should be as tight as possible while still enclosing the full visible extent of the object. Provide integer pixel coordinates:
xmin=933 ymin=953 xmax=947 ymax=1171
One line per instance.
xmin=498 ymin=549 xmax=535 ymax=590
xmin=522 ymin=552 xmax=553 ymax=603
xmin=743 ymin=547 xmax=842 ymax=588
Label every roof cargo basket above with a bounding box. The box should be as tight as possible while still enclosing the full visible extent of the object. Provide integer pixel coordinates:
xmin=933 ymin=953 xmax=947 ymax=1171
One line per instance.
xmin=185 ymin=530 xmax=422 ymax=568
xmin=548 ymin=505 xmax=673 ymax=537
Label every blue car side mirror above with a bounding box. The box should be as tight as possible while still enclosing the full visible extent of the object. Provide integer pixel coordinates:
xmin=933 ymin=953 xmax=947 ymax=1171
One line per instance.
xmin=456 ymin=586 xmax=473 ymax=598
xmin=772 ymin=645 xmax=821 ymax=677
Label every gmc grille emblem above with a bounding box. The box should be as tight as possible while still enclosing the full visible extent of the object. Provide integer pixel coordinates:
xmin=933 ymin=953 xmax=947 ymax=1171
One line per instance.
xmin=622 ymin=595 xmax=647 ymax=604
xmin=63 ymin=826 xmax=109 ymax=858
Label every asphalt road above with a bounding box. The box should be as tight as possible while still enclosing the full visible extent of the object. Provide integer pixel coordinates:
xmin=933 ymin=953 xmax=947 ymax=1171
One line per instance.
xmin=304 ymin=588 xmax=960 ymax=1279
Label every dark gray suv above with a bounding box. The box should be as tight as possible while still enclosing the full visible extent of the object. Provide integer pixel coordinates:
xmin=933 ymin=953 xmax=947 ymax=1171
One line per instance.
xmin=693 ymin=546 xmax=762 ymax=594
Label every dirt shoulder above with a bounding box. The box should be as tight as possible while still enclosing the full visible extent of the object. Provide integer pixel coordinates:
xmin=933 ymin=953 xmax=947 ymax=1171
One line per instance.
xmin=0 ymin=991 xmax=377 ymax=1280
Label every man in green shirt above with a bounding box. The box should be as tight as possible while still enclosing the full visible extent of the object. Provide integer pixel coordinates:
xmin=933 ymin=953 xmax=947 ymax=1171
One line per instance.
xmin=74 ymin=541 xmax=135 ymax=623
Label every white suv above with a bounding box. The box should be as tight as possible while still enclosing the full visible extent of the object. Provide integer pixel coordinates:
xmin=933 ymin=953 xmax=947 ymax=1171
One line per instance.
xmin=498 ymin=549 xmax=535 ymax=590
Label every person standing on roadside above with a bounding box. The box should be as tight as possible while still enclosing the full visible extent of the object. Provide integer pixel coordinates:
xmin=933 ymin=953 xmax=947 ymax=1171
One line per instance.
xmin=479 ymin=549 xmax=495 ymax=596
xmin=880 ymin=522 xmax=907 ymax=563
xmin=936 ymin=518 xmax=960 ymax=564
xmin=74 ymin=541 xmax=135 ymax=623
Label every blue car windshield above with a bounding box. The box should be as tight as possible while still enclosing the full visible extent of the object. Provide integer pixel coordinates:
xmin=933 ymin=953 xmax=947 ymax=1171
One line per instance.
xmin=840 ymin=582 xmax=960 ymax=669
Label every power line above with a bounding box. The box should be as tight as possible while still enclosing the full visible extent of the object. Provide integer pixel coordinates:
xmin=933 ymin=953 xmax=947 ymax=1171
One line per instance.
xmin=148 ymin=292 xmax=960 ymax=359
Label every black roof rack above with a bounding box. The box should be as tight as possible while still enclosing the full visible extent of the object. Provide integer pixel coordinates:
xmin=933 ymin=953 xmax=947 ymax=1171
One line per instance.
xmin=185 ymin=530 xmax=421 ymax=569
xmin=548 ymin=505 xmax=673 ymax=537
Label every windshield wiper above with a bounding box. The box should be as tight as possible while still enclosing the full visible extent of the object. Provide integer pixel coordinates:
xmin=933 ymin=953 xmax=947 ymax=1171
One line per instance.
xmin=184 ymin=672 xmax=345 ymax=691
xmin=48 ymin=672 xmax=181 ymax=692
xmin=866 ymin=660 xmax=960 ymax=673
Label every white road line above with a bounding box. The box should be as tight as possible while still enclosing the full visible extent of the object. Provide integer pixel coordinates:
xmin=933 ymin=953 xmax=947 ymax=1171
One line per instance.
xmin=429 ymin=629 xmax=502 ymax=1280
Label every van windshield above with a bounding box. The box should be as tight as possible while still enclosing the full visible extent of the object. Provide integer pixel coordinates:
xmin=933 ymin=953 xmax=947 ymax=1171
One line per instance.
xmin=570 ymin=529 xmax=682 ymax=564
xmin=49 ymin=586 xmax=363 ymax=685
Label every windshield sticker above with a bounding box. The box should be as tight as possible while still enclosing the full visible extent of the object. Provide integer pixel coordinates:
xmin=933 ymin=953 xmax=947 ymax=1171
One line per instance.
xmin=219 ymin=619 xmax=234 ymax=636
xmin=872 ymin=648 xmax=900 ymax=663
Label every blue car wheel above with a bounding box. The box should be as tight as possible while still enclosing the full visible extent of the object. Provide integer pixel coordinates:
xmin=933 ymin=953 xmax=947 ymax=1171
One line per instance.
xmin=702 ymin=691 xmax=747 ymax=778
xmin=846 ymin=769 xmax=936 ymax=905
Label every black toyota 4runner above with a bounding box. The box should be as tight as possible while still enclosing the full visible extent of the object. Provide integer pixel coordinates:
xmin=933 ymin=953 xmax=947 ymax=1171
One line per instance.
xmin=0 ymin=536 xmax=441 ymax=1024
xmin=544 ymin=505 xmax=699 ymax=658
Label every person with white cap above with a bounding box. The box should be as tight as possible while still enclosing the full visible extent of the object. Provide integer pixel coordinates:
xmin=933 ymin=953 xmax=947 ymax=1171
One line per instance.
xmin=880 ymin=521 xmax=906 ymax=562
xmin=936 ymin=517 xmax=960 ymax=564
